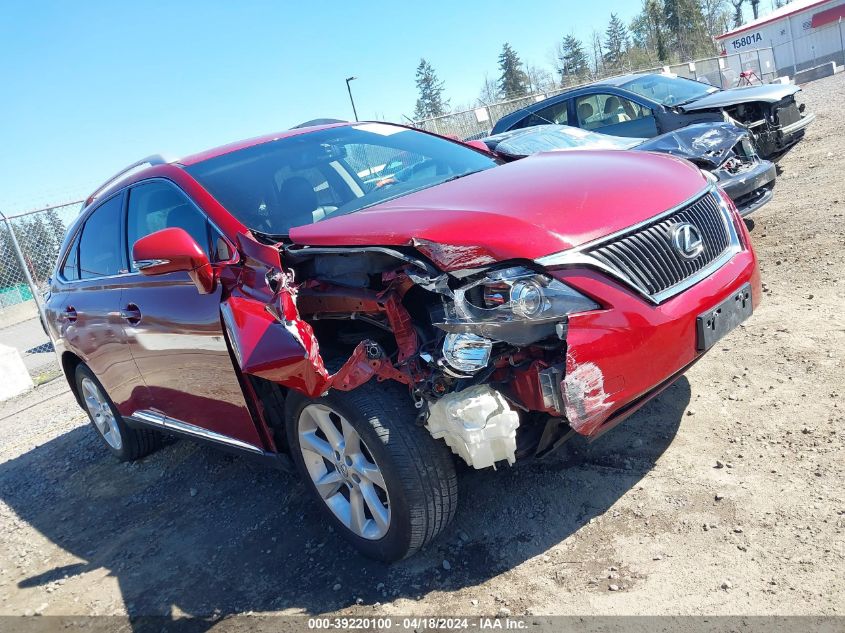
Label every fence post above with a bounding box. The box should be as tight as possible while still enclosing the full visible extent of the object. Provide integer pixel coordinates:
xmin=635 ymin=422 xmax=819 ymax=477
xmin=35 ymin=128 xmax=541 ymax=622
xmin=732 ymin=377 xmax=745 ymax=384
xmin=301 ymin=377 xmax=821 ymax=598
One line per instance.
xmin=0 ymin=210 xmax=46 ymax=320
xmin=839 ymin=18 xmax=844 ymax=66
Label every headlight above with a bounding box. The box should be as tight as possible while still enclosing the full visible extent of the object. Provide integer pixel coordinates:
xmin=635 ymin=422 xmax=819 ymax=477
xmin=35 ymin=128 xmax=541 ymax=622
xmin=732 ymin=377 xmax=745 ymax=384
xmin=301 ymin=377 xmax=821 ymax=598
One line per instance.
xmin=433 ymin=266 xmax=600 ymax=346
xmin=442 ymin=333 xmax=493 ymax=374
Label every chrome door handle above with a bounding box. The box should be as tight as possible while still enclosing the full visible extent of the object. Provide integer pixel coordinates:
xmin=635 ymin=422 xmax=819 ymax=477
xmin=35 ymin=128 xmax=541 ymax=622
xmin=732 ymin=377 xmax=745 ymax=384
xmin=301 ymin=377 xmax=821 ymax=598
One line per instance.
xmin=120 ymin=304 xmax=142 ymax=325
xmin=63 ymin=306 xmax=77 ymax=323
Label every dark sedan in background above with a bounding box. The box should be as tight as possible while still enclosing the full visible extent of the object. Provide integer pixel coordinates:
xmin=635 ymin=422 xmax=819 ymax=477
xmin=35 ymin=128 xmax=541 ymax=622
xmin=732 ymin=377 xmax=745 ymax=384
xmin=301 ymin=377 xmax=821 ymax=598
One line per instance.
xmin=480 ymin=123 xmax=776 ymax=217
xmin=491 ymin=73 xmax=815 ymax=158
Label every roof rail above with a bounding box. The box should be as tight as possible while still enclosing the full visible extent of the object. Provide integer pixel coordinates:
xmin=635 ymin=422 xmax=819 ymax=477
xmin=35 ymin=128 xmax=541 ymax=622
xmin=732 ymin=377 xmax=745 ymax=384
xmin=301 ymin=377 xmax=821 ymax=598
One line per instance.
xmin=83 ymin=154 xmax=171 ymax=208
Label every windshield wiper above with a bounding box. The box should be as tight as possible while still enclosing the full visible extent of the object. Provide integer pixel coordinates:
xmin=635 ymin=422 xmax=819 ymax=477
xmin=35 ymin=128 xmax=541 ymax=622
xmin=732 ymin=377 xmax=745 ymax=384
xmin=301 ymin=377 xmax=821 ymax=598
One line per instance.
xmin=439 ymin=169 xmax=485 ymax=184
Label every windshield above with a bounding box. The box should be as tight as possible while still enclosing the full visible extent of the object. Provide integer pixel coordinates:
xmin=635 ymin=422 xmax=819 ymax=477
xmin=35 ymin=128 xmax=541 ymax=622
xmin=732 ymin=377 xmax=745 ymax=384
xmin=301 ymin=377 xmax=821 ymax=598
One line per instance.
xmin=184 ymin=123 xmax=497 ymax=236
xmin=621 ymin=74 xmax=719 ymax=107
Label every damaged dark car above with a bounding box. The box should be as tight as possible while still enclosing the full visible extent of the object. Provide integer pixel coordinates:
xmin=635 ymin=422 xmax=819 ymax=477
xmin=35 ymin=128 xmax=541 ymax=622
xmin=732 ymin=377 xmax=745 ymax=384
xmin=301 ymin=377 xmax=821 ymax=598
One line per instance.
xmin=491 ymin=72 xmax=815 ymax=159
xmin=46 ymin=122 xmax=761 ymax=561
xmin=480 ymin=123 xmax=776 ymax=216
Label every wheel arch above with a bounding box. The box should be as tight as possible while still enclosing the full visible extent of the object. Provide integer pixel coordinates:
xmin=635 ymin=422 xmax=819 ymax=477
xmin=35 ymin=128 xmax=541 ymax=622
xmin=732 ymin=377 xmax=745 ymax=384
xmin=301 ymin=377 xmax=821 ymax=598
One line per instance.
xmin=61 ymin=351 xmax=84 ymax=407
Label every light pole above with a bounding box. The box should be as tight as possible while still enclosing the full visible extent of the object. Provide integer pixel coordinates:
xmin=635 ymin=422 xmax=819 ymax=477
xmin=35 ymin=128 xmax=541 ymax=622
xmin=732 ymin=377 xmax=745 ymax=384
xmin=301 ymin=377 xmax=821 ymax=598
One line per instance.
xmin=345 ymin=76 xmax=359 ymax=122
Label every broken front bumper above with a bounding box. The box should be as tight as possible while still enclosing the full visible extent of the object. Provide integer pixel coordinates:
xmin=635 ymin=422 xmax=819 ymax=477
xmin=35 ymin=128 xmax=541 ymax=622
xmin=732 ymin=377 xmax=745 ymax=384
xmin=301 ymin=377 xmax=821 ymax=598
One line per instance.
xmin=513 ymin=246 xmax=760 ymax=439
xmin=717 ymin=159 xmax=776 ymax=217
xmin=781 ymin=111 xmax=815 ymax=137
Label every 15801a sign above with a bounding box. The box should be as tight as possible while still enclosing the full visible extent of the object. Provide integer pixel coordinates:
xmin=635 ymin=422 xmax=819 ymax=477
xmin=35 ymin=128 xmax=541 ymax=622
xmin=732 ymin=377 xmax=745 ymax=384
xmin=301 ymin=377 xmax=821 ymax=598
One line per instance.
xmin=730 ymin=32 xmax=763 ymax=50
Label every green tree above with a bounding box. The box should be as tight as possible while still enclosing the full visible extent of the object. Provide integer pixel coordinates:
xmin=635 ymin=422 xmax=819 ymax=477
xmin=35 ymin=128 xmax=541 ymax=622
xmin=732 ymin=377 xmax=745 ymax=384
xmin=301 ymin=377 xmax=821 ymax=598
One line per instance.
xmin=413 ymin=59 xmax=448 ymax=120
xmin=18 ymin=216 xmax=55 ymax=284
xmin=0 ymin=225 xmax=25 ymax=288
xmin=664 ymin=0 xmax=711 ymax=60
xmin=497 ymin=43 xmax=529 ymax=99
xmin=557 ymin=35 xmax=590 ymax=85
xmin=604 ymin=13 xmax=631 ymax=69
xmin=44 ymin=207 xmax=67 ymax=262
xmin=648 ymin=0 xmax=670 ymax=62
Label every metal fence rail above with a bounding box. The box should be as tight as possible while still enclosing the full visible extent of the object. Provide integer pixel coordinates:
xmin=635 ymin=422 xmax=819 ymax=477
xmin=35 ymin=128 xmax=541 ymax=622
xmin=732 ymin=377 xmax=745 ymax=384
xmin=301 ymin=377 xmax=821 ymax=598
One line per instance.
xmin=414 ymin=48 xmax=780 ymax=141
xmin=0 ymin=201 xmax=83 ymax=383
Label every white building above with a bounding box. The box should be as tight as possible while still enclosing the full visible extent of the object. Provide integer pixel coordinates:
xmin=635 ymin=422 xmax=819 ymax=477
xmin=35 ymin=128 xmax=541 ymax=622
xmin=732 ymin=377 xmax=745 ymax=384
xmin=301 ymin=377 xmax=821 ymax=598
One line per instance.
xmin=716 ymin=0 xmax=845 ymax=75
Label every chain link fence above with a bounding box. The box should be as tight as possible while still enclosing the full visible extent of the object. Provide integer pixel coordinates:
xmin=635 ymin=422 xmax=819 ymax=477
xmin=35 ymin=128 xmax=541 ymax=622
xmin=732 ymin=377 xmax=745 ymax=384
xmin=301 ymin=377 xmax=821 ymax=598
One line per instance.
xmin=414 ymin=48 xmax=781 ymax=141
xmin=0 ymin=201 xmax=83 ymax=383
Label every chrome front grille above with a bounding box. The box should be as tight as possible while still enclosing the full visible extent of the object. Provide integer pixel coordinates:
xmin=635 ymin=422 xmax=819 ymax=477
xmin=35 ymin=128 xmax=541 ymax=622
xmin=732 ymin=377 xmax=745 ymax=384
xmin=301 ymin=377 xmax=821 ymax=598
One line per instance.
xmin=540 ymin=189 xmax=739 ymax=304
xmin=585 ymin=192 xmax=730 ymax=299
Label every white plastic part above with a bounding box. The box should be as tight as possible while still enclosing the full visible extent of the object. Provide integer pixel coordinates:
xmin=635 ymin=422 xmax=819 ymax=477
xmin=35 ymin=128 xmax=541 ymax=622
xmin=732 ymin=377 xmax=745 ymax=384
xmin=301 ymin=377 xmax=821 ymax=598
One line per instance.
xmin=426 ymin=385 xmax=520 ymax=469
xmin=0 ymin=343 xmax=33 ymax=401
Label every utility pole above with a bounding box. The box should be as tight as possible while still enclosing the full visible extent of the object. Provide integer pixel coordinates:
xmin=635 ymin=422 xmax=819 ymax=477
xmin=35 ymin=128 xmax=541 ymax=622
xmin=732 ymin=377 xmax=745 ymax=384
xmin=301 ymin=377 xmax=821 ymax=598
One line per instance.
xmin=345 ymin=76 xmax=359 ymax=122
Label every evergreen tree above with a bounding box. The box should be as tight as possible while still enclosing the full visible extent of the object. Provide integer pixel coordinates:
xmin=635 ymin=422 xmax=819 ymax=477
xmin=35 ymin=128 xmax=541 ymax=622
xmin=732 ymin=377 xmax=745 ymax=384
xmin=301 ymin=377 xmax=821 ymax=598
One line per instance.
xmin=497 ymin=43 xmax=529 ymax=99
xmin=557 ymin=35 xmax=590 ymax=85
xmin=413 ymin=59 xmax=448 ymax=120
xmin=44 ymin=207 xmax=67 ymax=262
xmin=0 ymin=225 xmax=25 ymax=287
xmin=604 ymin=13 xmax=630 ymax=69
xmin=664 ymin=0 xmax=711 ymax=60
xmin=648 ymin=0 xmax=670 ymax=62
xmin=19 ymin=216 xmax=54 ymax=284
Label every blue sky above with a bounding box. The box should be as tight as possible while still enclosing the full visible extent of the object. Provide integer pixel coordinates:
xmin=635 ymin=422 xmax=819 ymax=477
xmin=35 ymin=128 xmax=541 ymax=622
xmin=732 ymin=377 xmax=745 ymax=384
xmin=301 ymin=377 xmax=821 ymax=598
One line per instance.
xmin=2 ymin=0 xmax=652 ymax=212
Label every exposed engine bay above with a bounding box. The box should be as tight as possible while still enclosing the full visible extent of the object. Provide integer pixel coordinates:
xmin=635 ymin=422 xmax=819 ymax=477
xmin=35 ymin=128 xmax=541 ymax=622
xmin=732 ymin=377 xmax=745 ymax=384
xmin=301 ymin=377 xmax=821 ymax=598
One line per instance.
xmin=221 ymin=233 xmax=600 ymax=469
xmin=703 ymin=95 xmax=810 ymax=158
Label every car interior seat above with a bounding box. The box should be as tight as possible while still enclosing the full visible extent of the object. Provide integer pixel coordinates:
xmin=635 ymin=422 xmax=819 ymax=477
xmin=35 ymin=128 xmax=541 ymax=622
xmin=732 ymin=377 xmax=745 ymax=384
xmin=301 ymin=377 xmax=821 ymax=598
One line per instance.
xmin=578 ymin=102 xmax=596 ymax=129
xmin=278 ymin=176 xmax=319 ymax=230
xmin=603 ymin=96 xmax=631 ymax=124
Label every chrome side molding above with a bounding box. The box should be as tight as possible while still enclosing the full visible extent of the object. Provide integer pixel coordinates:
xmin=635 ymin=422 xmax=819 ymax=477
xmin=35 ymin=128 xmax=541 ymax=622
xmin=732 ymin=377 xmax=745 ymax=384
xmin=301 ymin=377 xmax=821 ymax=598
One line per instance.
xmin=130 ymin=409 xmax=264 ymax=454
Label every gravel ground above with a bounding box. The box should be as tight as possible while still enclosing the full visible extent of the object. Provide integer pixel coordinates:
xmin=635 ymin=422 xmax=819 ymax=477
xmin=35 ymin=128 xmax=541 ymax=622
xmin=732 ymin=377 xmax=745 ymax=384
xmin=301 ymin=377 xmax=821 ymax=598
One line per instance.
xmin=0 ymin=73 xmax=842 ymax=623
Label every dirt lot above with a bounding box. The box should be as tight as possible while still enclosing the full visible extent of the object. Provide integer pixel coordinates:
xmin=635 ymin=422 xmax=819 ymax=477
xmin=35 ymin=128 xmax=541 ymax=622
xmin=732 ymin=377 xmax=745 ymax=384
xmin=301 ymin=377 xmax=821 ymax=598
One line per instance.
xmin=1 ymin=73 xmax=843 ymax=623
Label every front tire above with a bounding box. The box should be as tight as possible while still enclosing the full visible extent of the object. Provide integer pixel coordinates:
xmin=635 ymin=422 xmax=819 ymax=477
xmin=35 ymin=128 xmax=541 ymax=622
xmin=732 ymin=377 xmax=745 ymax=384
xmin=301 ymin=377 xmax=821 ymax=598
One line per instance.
xmin=75 ymin=364 xmax=161 ymax=461
xmin=286 ymin=380 xmax=458 ymax=561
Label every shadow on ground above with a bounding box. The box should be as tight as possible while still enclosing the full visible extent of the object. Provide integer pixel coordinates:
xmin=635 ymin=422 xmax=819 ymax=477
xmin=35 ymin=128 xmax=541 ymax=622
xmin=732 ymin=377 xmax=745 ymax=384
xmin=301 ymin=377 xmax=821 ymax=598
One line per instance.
xmin=1 ymin=378 xmax=690 ymax=625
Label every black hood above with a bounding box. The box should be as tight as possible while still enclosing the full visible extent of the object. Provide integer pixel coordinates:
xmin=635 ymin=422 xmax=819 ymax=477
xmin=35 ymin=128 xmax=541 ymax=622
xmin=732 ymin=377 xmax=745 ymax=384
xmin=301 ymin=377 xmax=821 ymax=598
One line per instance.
xmin=679 ymin=83 xmax=800 ymax=111
xmin=636 ymin=123 xmax=747 ymax=168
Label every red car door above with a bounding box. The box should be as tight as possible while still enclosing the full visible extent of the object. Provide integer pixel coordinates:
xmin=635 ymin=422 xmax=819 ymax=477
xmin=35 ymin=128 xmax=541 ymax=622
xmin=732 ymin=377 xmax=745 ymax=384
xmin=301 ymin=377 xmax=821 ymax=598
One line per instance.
xmin=58 ymin=192 xmax=148 ymax=416
xmin=119 ymin=180 xmax=265 ymax=451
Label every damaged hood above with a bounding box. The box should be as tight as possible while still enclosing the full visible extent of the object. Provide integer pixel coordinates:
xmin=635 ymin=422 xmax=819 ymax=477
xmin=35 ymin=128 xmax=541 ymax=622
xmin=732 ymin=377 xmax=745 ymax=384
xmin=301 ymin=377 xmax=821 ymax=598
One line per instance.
xmin=289 ymin=150 xmax=709 ymax=271
xmin=484 ymin=123 xmax=745 ymax=170
xmin=679 ymin=83 xmax=800 ymax=111
xmin=636 ymin=123 xmax=747 ymax=168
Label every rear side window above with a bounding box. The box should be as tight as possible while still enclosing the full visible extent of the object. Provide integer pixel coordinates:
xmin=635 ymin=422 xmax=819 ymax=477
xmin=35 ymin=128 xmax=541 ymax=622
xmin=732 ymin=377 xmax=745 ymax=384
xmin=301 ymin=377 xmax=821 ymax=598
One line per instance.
xmin=126 ymin=181 xmax=211 ymax=271
xmin=79 ymin=195 xmax=124 ymax=279
xmin=61 ymin=232 xmax=81 ymax=281
xmin=512 ymin=101 xmax=570 ymax=130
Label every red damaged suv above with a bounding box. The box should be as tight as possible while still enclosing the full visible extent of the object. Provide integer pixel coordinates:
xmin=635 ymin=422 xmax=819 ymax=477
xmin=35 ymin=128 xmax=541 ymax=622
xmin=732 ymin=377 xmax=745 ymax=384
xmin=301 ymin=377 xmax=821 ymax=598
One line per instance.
xmin=46 ymin=122 xmax=760 ymax=560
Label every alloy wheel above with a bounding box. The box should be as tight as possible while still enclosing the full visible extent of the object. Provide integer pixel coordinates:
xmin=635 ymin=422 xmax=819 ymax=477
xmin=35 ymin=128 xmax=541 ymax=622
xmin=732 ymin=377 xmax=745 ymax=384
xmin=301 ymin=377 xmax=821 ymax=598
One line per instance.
xmin=297 ymin=404 xmax=391 ymax=540
xmin=81 ymin=377 xmax=123 ymax=451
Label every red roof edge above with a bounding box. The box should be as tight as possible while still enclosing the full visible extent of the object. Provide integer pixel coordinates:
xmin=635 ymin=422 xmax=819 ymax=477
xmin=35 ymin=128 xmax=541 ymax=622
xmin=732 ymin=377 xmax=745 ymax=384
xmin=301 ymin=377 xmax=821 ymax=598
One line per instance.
xmin=811 ymin=3 xmax=845 ymax=26
xmin=717 ymin=0 xmax=835 ymax=39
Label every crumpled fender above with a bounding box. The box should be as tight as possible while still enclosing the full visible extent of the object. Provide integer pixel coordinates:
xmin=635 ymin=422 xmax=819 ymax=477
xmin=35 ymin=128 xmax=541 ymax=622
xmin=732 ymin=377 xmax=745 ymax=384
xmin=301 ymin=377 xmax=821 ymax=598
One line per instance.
xmin=636 ymin=123 xmax=747 ymax=168
xmin=221 ymin=232 xmax=410 ymax=398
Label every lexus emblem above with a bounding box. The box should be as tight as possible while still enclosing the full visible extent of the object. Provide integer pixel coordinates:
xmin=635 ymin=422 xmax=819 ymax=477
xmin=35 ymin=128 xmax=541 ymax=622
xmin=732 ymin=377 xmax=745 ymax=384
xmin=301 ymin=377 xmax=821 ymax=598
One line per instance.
xmin=671 ymin=222 xmax=705 ymax=259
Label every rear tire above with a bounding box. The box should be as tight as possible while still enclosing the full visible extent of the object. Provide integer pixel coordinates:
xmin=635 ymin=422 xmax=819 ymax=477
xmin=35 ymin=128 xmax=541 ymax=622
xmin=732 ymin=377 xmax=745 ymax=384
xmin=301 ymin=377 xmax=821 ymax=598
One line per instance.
xmin=75 ymin=364 xmax=161 ymax=461
xmin=286 ymin=380 xmax=458 ymax=561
